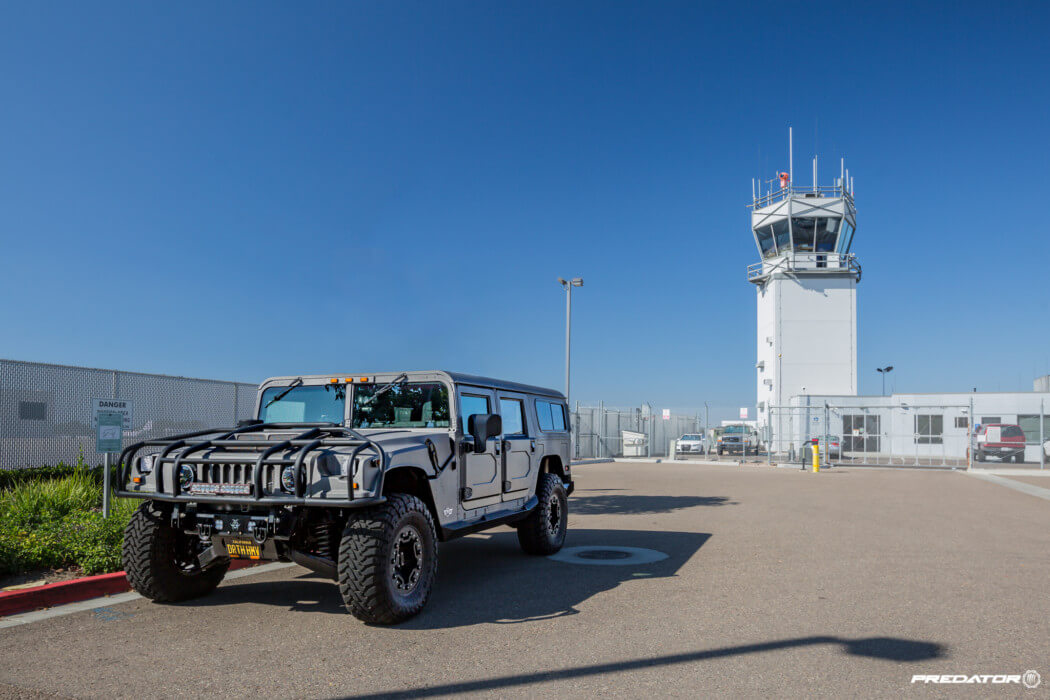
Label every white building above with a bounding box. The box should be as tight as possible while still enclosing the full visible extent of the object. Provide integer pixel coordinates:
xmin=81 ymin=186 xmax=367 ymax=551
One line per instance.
xmin=783 ymin=391 xmax=1050 ymax=463
xmin=748 ymin=145 xmax=859 ymax=451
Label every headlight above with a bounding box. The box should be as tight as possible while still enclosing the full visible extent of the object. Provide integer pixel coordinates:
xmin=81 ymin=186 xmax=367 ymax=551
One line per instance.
xmin=281 ymin=466 xmax=297 ymax=492
xmin=139 ymin=455 xmax=154 ymax=474
xmin=179 ymin=465 xmax=194 ymax=488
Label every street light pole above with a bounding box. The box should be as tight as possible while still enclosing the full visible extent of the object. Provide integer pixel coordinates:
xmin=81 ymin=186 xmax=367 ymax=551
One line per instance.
xmin=877 ymin=366 xmax=894 ymax=396
xmin=557 ymin=277 xmax=583 ymax=404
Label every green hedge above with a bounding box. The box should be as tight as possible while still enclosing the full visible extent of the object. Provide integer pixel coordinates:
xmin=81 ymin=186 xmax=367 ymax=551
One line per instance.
xmin=0 ymin=463 xmax=120 ymax=491
xmin=0 ymin=470 xmax=137 ymax=576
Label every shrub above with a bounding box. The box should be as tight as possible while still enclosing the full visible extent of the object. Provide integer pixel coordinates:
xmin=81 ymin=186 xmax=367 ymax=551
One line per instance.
xmin=0 ymin=471 xmax=138 ymax=576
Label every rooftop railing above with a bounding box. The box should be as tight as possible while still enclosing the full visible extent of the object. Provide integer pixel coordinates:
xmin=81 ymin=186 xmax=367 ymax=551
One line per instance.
xmin=751 ymin=184 xmax=854 ymax=210
xmin=747 ymin=252 xmax=861 ymax=283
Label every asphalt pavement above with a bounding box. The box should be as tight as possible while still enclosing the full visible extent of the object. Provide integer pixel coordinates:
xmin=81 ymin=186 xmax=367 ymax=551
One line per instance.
xmin=1 ymin=462 xmax=1047 ymax=698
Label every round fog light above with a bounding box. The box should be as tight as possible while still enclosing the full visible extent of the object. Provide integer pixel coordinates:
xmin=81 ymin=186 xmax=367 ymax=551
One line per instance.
xmin=281 ymin=466 xmax=297 ymax=492
xmin=179 ymin=465 xmax=194 ymax=488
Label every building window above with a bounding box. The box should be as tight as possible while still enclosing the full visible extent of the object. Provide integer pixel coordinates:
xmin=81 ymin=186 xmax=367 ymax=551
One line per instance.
xmin=981 ymin=417 xmax=1001 ymax=426
xmin=954 ymin=416 xmax=969 ymax=429
xmin=1017 ymin=415 xmax=1050 ymax=444
xmin=791 ymin=217 xmax=816 ymax=252
xmin=18 ymin=401 xmax=47 ymax=421
xmin=915 ymin=414 xmax=943 ymax=444
xmin=771 ymin=219 xmax=790 ymax=253
xmin=843 ymin=414 xmax=880 ymax=452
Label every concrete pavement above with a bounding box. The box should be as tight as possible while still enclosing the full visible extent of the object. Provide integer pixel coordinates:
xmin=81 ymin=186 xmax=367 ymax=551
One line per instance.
xmin=0 ymin=461 xmax=1047 ymax=698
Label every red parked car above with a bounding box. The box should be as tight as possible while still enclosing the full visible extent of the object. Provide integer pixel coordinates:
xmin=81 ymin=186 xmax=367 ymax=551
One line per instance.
xmin=975 ymin=423 xmax=1027 ymax=463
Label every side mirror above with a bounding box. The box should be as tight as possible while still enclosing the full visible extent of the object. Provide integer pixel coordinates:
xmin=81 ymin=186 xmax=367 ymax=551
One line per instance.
xmin=468 ymin=414 xmax=502 ymax=454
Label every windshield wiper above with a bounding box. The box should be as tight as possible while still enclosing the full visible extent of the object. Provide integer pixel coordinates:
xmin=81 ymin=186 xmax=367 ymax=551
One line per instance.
xmin=264 ymin=377 xmax=303 ymax=409
xmin=360 ymin=373 xmax=409 ymax=405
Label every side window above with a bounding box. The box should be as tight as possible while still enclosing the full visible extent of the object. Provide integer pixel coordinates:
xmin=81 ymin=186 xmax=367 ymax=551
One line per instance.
xmin=536 ymin=400 xmax=554 ymax=431
xmin=499 ymin=398 xmax=526 ymax=436
xmin=551 ymin=403 xmax=566 ymax=431
xmin=535 ymin=400 xmax=567 ymax=432
xmin=460 ymin=394 xmax=489 ymax=432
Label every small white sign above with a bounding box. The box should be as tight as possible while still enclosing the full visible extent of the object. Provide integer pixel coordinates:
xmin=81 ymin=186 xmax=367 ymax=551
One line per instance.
xmin=92 ymin=398 xmax=134 ymax=429
xmin=662 ymin=409 xmax=671 ymax=421
xmin=739 ymin=407 xmax=749 ymax=419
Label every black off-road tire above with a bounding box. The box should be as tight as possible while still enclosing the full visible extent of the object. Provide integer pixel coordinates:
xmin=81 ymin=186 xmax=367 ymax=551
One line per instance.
xmin=516 ymin=473 xmax=568 ymax=555
xmin=122 ymin=501 xmax=229 ymax=602
xmin=337 ymin=493 xmax=438 ymax=624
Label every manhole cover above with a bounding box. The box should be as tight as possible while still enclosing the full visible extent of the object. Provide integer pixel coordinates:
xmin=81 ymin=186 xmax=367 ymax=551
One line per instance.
xmin=548 ymin=546 xmax=669 ymax=566
xmin=577 ymin=550 xmax=631 ymax=560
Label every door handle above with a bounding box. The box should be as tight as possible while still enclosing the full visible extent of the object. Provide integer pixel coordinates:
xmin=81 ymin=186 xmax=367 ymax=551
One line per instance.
xmin=530 ymin=439 xmax=536 ymax=453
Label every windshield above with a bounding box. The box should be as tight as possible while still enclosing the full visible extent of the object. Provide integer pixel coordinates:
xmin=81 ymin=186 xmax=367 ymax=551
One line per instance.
xmin=351 ymin=382 xmax=450 ymax=429
xmin=680 ymin=435 xmax=702 ymax=441
xmin=258 ymin=384 xmax=346 ymax=424
xmin=724 ymin=425 xmax=747 ymax=433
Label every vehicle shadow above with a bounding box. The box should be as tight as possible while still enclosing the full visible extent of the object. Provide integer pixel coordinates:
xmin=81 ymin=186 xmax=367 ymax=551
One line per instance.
xmin=341 ymin=635 xmax=945 ymax=698
xmin=570 ymin=493 xmax=736 ymax=515
xmin=181 ymin=528 xmax=709 ymax=625
xmin=400 ymin=528 xmax=709 ymax=630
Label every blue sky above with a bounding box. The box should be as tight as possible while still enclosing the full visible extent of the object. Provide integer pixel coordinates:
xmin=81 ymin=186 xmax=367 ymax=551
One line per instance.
xmin=1 ymin=1 xmax=1048 ymax=421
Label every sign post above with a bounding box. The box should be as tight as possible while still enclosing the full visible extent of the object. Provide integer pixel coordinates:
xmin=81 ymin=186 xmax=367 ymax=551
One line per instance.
xmin=93 ymin=399 xmax=134 ymax=518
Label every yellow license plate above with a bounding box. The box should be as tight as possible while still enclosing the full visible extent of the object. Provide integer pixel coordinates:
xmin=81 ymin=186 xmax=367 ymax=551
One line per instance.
xmin=225 ymin=538 xmax=261 ymax=559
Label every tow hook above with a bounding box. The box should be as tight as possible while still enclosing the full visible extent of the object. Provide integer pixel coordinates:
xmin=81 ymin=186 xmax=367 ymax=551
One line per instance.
xmin=198 ymin=522 xmax=213 ymax=540
xmin=252 ymin=523 xmax=268 ymax=544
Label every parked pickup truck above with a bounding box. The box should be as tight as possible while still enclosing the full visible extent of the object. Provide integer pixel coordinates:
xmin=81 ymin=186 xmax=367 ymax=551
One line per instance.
xmin=717 ymin=425 xmax=759 ymax=455
xmin=118 ymin=371 xmax=573 ymax=624
xmin=975 ymin=423 xmax=1026 ymax=463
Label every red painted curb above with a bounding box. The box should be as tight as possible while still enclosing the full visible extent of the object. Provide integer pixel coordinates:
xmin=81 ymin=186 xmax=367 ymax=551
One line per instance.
xmin=0 ymin=560 xmax=261 ymax=617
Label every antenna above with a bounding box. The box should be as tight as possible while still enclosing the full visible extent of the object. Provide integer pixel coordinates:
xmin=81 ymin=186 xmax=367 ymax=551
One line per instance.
xmin=813 ymin=155 xmax=818 ymax=192
xmin=840 ymin=158 xmax=845 ymax=191
xmin=788 ymin=126 xmax=793 ymax=187
xmin=752 ymin=178 xmax=756 ymax=202
xmin=850 ymin=176 xmax=854 ymax=195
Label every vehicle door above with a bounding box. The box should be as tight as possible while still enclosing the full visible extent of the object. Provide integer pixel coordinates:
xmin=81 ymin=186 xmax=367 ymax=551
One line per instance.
xmin=497 ymin=392 xmax=533 ymax=498
xmin=459 ymin=389 xmax=502 ymax=504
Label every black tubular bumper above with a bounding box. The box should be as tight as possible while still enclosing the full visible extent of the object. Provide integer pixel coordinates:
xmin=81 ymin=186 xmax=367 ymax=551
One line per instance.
xmin=117 ymin=422 xmax=388 ymax=508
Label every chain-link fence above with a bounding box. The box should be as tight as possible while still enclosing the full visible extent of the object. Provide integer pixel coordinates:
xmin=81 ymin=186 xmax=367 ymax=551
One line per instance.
xmin=765 ymin=397 xmax=1049 ymax=469
xmin=0 ymin=359 xmax=258 ymax=469
xmin=571 ymin=404 xmax=704 ymax=459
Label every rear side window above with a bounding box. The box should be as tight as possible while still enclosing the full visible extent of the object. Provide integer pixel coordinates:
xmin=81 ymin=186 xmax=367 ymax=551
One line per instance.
xmin=499 ymin=398 xmax=526 ymax=436
xmin=1002 ymin=426 xmax=1024 ymax=438
xmin=536 ymin=400 xmax=567 ymax=432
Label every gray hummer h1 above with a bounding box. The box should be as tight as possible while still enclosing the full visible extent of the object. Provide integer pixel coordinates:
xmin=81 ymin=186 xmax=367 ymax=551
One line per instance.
xmin=117 ymin=371 xmax=573 ymax=624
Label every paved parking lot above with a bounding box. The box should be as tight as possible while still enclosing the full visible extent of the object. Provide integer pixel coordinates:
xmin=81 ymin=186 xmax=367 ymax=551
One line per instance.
xmin=1 ymin=462 xmax=1048 ymax=698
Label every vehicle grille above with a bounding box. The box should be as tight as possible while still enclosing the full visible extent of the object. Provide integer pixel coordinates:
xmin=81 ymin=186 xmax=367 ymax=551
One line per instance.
xmin=192 ymin=463 xmax=280 ymax=493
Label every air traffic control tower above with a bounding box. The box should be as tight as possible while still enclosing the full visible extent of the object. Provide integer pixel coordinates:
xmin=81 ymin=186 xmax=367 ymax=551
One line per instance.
xmin=748 ymin=141 xmax=860 ymax=451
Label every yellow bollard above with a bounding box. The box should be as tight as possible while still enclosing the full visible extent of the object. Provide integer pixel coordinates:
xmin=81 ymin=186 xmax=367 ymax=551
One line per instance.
xmin=812 ymin=441 xmax=820 ymax=473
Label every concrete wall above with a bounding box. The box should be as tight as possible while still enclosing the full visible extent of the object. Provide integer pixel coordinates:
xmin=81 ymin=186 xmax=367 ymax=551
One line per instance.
xmin=757 ymin=272 xmax=857 ymax=439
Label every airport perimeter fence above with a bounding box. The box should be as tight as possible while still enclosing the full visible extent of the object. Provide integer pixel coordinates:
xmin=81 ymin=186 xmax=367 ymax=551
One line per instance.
xmin=570 ymin=404 xmax=705 ymax=459
xmin=765 ymin=399 xmax=1049 ymax=469
xmin=0 ymin=359 xmax=258 ymax=469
